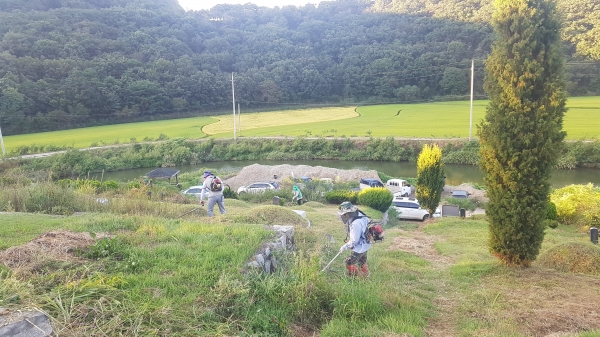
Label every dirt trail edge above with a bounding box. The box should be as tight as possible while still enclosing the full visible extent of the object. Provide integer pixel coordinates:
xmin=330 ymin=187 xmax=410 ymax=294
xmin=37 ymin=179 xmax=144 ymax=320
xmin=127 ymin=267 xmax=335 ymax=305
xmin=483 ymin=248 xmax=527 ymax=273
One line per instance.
xmin=387 ymin=223 xmax=458 ymax=337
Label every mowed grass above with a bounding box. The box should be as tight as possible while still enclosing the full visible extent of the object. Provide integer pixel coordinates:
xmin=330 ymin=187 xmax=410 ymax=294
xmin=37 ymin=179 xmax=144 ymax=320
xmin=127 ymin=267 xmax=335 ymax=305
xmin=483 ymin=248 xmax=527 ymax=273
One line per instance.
xmin=2 ymin=116 xmax=216 ymax=153
xmin=3 ymin=96 xmax=599 ymax=153
xmin=202 ymin=107 xmax=358 ymax=135
xmin=212 ymin=96 xmax=600 ymax=140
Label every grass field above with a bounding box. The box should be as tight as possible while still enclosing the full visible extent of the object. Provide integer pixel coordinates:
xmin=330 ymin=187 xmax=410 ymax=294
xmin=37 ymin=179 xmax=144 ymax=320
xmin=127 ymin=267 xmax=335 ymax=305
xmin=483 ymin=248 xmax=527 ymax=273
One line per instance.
xmin=211 ymin=96 xmax=600 ymax=139
xmin=202 ymin=107 xmax=358 ymax=135
xmin=3 ymin=96 xmax=599 ymax=153
xmin=2 ymin=116 xmax=216 ymax=153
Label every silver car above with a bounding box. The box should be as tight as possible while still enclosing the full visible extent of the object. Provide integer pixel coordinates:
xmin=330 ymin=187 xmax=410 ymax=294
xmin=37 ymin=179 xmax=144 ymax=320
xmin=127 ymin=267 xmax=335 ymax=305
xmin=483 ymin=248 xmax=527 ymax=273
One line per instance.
xmin=181 ymin=185 xmax=204 ymax=197
xmin=237 ymin=181 xmax=280 ymax=194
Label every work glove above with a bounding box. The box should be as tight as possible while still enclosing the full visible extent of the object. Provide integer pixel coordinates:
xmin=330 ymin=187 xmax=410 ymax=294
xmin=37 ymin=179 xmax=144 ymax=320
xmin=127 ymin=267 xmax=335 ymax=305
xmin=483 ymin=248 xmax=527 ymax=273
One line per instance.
xmin=339 ymin=244 xmax=349 ymax=253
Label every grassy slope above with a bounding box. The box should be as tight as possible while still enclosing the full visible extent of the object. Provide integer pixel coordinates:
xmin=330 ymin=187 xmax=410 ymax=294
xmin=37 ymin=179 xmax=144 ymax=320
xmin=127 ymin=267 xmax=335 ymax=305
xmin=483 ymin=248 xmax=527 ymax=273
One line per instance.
xmin=3 ymin=97 xmax=599 ymax=153
xmin=1 ymin=200 xmax=600 ymax=336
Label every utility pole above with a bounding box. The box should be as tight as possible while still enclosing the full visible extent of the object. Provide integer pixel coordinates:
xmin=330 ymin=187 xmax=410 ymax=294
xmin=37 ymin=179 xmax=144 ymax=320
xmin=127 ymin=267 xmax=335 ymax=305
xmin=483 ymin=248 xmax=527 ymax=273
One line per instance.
xmin=0 ymin=123 xmax=5 ymax=156
xmin=232 ymin=73 xmax=236 ymax=141
xmin=469 ymin=59 xmax=474 ymax=141
xmin=238 ymin=103 xmax=241 ymax=135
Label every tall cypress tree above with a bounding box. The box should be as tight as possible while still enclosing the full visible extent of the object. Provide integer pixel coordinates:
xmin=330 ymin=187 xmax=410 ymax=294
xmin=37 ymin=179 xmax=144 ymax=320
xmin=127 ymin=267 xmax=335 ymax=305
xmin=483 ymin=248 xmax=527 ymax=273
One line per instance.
xmin=416 ymin=144 xmax=445 ymax=217
xmin=479 ymin=0 xmax=566 ymax=266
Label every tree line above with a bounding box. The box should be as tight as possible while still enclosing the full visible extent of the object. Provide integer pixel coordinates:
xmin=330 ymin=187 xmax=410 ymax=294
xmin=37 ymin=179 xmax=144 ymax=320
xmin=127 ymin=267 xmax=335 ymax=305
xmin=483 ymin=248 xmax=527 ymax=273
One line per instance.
xmin=0 ymin=0 xmax=598 ymax=135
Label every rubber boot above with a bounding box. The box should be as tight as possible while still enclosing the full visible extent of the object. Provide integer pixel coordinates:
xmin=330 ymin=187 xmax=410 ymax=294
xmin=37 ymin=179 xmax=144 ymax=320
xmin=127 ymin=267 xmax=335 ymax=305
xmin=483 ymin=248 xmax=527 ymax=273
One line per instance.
xmin=360 ymin=264 xmax=370 ymax=278
xmin=346 ymin=265 xmax=359 ymax=277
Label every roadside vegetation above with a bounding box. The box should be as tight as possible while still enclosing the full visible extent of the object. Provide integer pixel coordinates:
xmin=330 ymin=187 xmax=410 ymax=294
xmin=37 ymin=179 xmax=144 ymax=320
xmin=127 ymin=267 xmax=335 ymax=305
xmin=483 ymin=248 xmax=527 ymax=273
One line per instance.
xmin=3 ymin=137 xmax=600 ymax=182
xmin=3 ymin=97 xmax=600 ymax=154
xmin=1 ymin=169 xmax=600 ymax=336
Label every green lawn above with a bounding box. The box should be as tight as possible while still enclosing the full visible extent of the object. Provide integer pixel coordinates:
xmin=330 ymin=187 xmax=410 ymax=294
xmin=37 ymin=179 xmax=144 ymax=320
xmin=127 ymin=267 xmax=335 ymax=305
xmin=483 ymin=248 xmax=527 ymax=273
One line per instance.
xmin=213 ymin=96 xmax=600 ymax=139
xmin=3 ymin=116 xmax=216 ymax=153
xmin=3 ymin=96 xmax=599 ymax=154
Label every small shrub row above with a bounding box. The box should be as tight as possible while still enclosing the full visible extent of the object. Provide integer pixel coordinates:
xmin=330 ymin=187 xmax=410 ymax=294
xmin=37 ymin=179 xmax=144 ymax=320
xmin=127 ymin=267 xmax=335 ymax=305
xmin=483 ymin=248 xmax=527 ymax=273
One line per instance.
xmin=357 ymin=188 xmax=393 ymax=213
xmin=325 ymin=190 xmax=358 ymax=204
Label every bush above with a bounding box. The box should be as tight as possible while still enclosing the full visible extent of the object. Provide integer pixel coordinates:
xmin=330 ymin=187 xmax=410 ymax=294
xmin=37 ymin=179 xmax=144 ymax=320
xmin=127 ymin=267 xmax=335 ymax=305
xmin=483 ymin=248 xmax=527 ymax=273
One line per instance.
xmin=550 ymin=184 xmax=600 ymax=226
xmin=325 ymin=190 xmax=358 ymax=204
xmin=546 ymin=201 xmax=558 ymax=220
xmin=443 ymin=197 xmax=477 ymax=212
xmin=102 ymin=180 xmax=119 ymax=190
xmin=357 ymin=188 xmax=393 ymax=213
xmin=223 ymin=187 xmax=238 ymax=199
xmin=543 ymin=219 xmax=559 ymax=229
xmin=537 ymin=242 xmax=600 ymax=275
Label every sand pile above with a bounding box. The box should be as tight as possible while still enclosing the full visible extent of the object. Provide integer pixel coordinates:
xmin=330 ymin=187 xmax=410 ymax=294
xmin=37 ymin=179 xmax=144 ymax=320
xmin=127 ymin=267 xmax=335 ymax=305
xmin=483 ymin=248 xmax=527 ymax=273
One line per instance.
xmin=224 ymin=163 xmax=379 ymax=190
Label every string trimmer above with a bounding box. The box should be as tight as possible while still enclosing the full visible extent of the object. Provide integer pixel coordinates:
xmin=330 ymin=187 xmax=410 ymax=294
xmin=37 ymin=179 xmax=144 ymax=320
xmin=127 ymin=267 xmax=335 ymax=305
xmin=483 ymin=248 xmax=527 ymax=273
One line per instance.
xmin=320 ymin=250 xmax=343 ymax=272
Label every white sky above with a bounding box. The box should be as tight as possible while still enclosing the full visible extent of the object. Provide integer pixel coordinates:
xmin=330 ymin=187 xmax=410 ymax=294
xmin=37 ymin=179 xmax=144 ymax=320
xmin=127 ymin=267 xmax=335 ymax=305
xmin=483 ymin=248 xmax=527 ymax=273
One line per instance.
xmin=178 ymin=0 xmax=319 ymax=11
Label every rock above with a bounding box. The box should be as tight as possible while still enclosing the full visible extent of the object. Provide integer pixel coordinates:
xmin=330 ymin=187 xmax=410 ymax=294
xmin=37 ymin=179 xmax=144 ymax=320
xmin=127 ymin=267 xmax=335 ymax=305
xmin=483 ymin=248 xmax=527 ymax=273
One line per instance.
xmin=247 ymin=261 xmax=261 ymax=268
xmin=255 ymin=254 xmax=265 ymax=266
xmin=292 ymin=210 xmax=306 ymax=218
xmin=0 ymin=311 xmax=53 ymax=337
xmin=265 ymin=247 xmax=271 ymax=257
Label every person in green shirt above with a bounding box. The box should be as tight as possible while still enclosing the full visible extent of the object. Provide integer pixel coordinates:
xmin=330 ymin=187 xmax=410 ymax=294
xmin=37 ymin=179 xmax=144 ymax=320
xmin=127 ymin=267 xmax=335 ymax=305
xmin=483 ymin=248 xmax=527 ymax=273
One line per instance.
xmin=292 ymin=185 xmax=304 ymax=205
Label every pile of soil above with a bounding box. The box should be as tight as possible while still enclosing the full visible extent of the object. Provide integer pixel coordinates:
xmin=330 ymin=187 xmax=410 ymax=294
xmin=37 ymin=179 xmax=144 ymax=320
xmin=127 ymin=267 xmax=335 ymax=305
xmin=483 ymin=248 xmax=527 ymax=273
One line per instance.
xmin=442 ymin=183 xmax=488 ymax=203
xmin=0 ymin=230 xmax=110 ymax=269
xmin=224 ymin=164 xmax=379 ymax=190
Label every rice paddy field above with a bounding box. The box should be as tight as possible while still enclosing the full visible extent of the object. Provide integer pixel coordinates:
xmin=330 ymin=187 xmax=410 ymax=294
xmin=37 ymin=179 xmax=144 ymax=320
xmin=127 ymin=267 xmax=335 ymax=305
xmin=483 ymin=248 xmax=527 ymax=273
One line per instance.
xmin=3 ymin=96 xmax=599 ymax=154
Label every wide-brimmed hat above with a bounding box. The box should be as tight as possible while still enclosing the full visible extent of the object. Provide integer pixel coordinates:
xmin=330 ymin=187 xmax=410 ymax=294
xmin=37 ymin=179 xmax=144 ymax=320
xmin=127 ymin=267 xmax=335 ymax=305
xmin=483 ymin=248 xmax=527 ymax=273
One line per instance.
xmin=203 ymin=171 xmax=212 ymax=178
xmin=337 ymin=201 xmax=358 ymax=216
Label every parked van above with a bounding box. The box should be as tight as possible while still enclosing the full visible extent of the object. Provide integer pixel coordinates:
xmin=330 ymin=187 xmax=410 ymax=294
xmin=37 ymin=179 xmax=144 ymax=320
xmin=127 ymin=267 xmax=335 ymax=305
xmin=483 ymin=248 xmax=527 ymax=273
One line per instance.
xmin=386 ymin=179 xmax=414 ymax=197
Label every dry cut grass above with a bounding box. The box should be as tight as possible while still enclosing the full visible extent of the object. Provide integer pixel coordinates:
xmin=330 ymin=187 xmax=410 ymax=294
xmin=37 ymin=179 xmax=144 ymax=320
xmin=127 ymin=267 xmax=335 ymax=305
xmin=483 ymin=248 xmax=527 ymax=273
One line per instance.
xmin=202 ymin=107 xmax=358 ymax=135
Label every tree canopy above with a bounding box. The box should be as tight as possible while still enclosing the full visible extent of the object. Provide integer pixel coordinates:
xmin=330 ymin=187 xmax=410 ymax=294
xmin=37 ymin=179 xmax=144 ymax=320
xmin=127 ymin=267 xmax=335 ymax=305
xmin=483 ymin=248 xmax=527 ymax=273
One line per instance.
xmin=0 ymin=0 xmax=597 ymax=135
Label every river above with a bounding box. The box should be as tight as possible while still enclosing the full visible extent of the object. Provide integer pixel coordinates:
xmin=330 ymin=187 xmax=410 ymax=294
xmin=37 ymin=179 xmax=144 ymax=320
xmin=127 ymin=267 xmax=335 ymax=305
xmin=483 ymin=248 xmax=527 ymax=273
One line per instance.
xmin=99 ymin=160 xmax=600 ymax=188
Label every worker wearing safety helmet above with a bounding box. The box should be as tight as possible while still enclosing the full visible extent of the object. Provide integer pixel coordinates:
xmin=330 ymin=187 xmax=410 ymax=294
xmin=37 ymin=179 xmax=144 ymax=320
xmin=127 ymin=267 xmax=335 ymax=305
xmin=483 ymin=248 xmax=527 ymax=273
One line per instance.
xmin=337 ymin=201 xmax=371 ymax=277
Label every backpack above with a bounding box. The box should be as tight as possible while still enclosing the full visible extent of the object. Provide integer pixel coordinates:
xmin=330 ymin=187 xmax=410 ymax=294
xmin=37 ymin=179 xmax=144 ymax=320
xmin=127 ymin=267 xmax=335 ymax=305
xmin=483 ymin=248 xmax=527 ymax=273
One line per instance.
xmin=348 ymin=211 xmax=384 ymax=244
xmin=210 ymin=176 xmax=223 ymax=192
xmin=364 ymin=221 xmax=384 ymax=244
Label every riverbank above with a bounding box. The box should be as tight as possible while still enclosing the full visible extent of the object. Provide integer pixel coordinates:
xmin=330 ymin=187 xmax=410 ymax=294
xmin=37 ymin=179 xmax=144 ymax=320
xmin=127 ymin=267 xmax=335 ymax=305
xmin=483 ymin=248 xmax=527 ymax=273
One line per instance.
xmin=2 ymin=138 xmax=599 ymax=188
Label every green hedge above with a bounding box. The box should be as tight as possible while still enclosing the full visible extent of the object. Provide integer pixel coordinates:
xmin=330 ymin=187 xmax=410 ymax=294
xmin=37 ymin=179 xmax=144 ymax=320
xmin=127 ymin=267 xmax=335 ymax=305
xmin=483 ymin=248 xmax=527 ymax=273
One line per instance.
xmin=325 ymin=190 xmax=358 ymax=204
xmin=357 ymin=188 xmax=393 ymax=213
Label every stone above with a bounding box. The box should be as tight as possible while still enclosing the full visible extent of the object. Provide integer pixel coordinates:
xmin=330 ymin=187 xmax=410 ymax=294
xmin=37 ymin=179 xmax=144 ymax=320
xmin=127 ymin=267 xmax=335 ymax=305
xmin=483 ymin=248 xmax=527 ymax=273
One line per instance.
xmin=247 ymin=261 xmax=260 ymax=268
xmin=292 ymin=210 xmax=306 ymax=218
xmin=265 ymin=247 xmax=271 ymax=257
xmin=0 ymin=312 xmax=53 ymax=337
xmin=255 ymin=254 xmax=265 ymax=266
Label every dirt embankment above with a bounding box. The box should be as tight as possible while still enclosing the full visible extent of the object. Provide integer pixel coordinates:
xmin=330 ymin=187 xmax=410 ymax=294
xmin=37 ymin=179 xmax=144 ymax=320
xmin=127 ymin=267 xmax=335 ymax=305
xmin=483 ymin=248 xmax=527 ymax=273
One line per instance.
xmin=224 ymin=163 xmax=379 ymax=190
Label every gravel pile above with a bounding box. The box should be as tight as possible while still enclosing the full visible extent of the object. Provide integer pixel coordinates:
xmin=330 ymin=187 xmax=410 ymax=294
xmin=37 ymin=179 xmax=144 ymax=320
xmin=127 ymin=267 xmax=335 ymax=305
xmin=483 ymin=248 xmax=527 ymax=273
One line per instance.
xmin=442 ymin=183 xmax=488 ymax=202
xmin=224 ymin=163 xmax=379 ymax=190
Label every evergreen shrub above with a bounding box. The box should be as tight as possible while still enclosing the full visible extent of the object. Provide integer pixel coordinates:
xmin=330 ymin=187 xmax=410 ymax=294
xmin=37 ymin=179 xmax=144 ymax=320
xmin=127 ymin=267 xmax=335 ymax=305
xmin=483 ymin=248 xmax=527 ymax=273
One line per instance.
xmin=324 ymin=190 xmax=358 ymax=204
xmin=357 ymin=188 xmax=393 ymax=213
xmin=416 ymin=144 xmax=444 ymax=215
xmin=546 ymin=201 xmax=558 ymax=221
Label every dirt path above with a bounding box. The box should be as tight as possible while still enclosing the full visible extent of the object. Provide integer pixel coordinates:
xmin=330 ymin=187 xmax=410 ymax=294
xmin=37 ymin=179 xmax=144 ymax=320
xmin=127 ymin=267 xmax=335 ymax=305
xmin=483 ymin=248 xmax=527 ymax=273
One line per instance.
xmin=387 ymin=222 xmax=459 ymax=337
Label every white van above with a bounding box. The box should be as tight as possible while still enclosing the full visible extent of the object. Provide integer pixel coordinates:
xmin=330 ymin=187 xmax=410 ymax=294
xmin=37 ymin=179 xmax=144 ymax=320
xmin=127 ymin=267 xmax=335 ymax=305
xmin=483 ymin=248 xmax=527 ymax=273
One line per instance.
xmin=385 ymin=179 xmax=414 ymax=197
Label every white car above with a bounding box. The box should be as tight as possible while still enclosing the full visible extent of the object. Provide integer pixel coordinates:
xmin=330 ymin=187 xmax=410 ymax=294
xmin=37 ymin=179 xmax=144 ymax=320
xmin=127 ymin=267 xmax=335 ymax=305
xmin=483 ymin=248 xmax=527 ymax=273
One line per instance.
xmin=237 ymin=181 xmax=280 ymax=194
xmin=392 ymin=197 xmax=440 ymax=221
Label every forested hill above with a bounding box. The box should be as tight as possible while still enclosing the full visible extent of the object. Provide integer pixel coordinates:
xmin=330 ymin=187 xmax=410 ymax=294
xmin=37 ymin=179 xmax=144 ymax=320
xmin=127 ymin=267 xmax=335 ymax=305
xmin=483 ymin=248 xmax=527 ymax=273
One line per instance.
xmin=371 ymin=0 xmax=600 ymax=60
xmin=0 ymin=0 xmax=182 ymax=12
xmin=0 ymin=0 xmax=598 ymax=135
